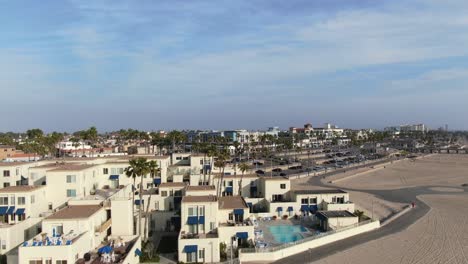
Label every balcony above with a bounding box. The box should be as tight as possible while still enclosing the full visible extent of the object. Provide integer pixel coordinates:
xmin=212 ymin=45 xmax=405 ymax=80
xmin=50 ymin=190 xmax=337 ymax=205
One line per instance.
xmin=323 ymin=201 xmax=355 ymax=212
xmin=180 ymin=231 xmax=218 ymax=240
xmin=95 ymin=219 xmax=112 ymax=234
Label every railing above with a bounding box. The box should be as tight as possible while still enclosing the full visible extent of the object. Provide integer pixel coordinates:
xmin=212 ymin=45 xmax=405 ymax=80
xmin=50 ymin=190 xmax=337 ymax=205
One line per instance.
xmin=240 ymin=220 xmax=375 ymax=254
xmin=97 ymin=219 xmax=112 ymax=233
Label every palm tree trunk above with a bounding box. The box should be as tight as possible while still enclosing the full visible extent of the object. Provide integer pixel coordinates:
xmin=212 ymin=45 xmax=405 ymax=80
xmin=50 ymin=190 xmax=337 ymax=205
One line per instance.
xmin=238 ymin=171 xmax=244 ymax=196
xmin=132 ymin=177 xmax=136 ymax=235
xmin=139 ymin=175 xmax=144 ymax=238
xmin=143 ymin=193 xmax=152 ymax=242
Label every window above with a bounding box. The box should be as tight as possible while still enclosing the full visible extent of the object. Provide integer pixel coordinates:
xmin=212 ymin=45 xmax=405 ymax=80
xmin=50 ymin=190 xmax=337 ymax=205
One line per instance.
xmin=56 ymin=261 xmax=67 ymax=264
xmin=169 ymin=190 xmax=174 ymax=197
xmin=66 ymin=189 xmax=77 ymax=197
xmin=310 ymin=197 xmax=317 ymax=204
xmin=199 ymin=249 xmax=205 ymax=259
xmin=31 ymin=195 xmax=35 ymax=204
xmin=176 ymin=157 xmax=182 ymax=160
xmin=161 ymin=191 xmax=167 ymax=197
xmin=199 ymin=206 xmax=205 ymax=216
xmin=200 ymin=160 xmax=203 ymax=165
xmin=18 ymin=197 xmax=26 ymax=205
xmin=3 ymin=170 xmax=10 ymax=177
xmin=188 ymin=207 xmax=195 ymax=216
xmin=103 ymin=168 xmax=109 ymax=174
xmin=66 ymin=175 xmax=76 ymax=183
xmin=186 ymin=252 xmax=197 ymax=263
xmin=228 ymin=213 xmax=233 ymax=221
xmin=301 ymin=198 xmax=309 ymax=204
xmin=45 ymin=260 xmax=52 ymax=264
xmin=3 ymin=183 xmax=10 ymax=188
xmin=0 ymin=197 xmax=7 ymax=205
xmin=183 ymin=157 xmax=189 ymax=160
xmin=188 ymin=224 xmax=197 ymax=234
xmin=210 ymin=222 xmax=215 ymax=231
xmin=29 ymin=260 xmax=42 ymax=264
xmin=10 ymin=195 xmax=15 ymax=205
xmin=48 ymin=203 xmax=52 ymax=210
xmin=280 ymin=184 xmax=286 ymax=189
xmin=1 ymin=240 xmax=6 ymax=250
xmin=15 ymin=167 xmax=20 ymax=176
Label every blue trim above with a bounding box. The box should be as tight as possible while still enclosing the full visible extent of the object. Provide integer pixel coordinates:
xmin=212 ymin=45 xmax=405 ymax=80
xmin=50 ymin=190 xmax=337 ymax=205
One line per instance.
xmin=247 ymin=202 xmax=253 ymax=207
xmin=6 ymin=206 xmax=15 ymax=215
xmin=309 ymin=205 xmax=318 ymax=212
xmin=15 ymin=208 xmax=25 ymax=215
xmin=187 ymin=216 xmax=198 ymax=225
xmin=135 ymin=248 xmax=142 ymax=256
xmin=300 ymin=205 xmax=309 ymax=211
xmin=276 ymin=207 xmax=283 ymax=212
xmin=0 ymin=206 xmax=7 ymax=215
xmin=225 ymin=186 xmax=233 ymax=193
xmin=134 ymin=200 xmax=143 ymax=205
xmin=183 ymin=245 xmax=198 ymax=253
xmin=233 ymin=209 xmax=244 ymax=215
xmin=287 ymin=206 xmax=294 ymax=212
xmin=153 ymin=178 xmax=161 ymax=185
xmin=109 ymin=175 xmax=119 ymax=180
xmin=236 ymin=232 xmax=248 ymax=239
xmin=198 ymin=216 xmax=205 ymax=224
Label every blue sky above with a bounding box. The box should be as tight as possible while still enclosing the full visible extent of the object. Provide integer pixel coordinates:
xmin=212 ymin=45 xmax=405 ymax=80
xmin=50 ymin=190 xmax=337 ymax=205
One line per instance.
xmin=1 ymin=0 xmax=468 ymax=132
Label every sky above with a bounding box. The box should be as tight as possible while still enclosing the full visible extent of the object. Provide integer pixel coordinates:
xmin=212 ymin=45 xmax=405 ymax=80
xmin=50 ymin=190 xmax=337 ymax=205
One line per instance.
xmin=1 ymin=0 xmax=468 ymax=132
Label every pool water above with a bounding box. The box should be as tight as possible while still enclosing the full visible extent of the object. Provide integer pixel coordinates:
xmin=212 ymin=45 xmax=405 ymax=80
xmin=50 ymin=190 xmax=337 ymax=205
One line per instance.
xmin=268 ymin=225 xmax=307 ymax=243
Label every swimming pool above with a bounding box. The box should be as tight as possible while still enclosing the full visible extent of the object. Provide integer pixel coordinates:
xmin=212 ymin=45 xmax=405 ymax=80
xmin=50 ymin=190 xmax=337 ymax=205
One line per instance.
xmin=268 ymin=225 xmax=307 ymax=243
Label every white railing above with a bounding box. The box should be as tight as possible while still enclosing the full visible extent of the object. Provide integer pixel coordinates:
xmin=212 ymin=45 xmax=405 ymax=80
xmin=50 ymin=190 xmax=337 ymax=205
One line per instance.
xmin=240 ymin=220 xmax=375 ymax=254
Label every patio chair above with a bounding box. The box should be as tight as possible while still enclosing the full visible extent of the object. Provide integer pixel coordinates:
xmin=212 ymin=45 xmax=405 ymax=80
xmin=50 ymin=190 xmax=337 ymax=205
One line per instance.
xmin=22 ymin=242 xmax=28 ymax=247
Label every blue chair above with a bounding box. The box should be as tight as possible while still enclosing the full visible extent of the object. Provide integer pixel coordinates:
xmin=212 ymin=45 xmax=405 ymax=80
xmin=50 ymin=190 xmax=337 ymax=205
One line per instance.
xmin=22 ymin=242 xmax=28 ymax=247
xmin=32 ymin=242 xmax=37 ymax=246
xmin=47 ymin=241 xmax=52 ymax=246
xmin=38 ymin=242 xmax=43 ymax=246
xmin=66 ymin=240 xmax=72 ymax=245
xmin=57 ymin=241 xmax=62 ymax=246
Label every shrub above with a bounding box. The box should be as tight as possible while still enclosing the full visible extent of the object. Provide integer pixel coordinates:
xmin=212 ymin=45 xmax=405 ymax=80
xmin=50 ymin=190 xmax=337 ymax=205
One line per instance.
xmin=282 ymin=215 xmax=288 ymax=220
xmin=272 ymin=215 xmax=277 ymax=220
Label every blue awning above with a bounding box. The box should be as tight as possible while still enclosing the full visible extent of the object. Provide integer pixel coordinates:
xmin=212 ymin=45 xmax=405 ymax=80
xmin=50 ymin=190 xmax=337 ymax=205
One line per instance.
xmin=233 ymin=209 xmax=244 ymax=215
xmin=0 ymin=207 xmax=7 ymax=215
xmin=309 ymin=205 xmax=318 ymax=212
xmin=134 ymin=248 xmax=142 ymax=256
xmin=183 ymin=245 xmax=198 ymax=253
xmin=236 ymin=232 xmax=248 ymax=239
xmin=6 ymin=207 xmax=15 ymax=215
xmin=109 ymin=175 xmax=119 ymax=180
xmin=15 ymin=208 xmax=25 ymax=215
xmin=300 ymin=205 xmax=309 ymax=211
xmin=225 ymin=186 xmax=233 ymax=193
xmin=187 ymin=216 xmax=198 ymax=225
xmin=287 ymin=206 xmax=294 ymax=212
xmin=198 ymin=216 xmax=205 ymax=224
xmin=153 ymin=178 xmax=161 ymax=185
xmin=134 ymin=200 xmax=143 ymax=205
xmin=276 ymin=207 xmax=283 ymax=212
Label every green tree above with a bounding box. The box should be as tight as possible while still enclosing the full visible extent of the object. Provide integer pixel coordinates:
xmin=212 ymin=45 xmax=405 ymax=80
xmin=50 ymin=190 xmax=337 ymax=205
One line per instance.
xmin=238 ymin=162 xmax=251 ymax=196
xmin=143 ymin=160 xmax=159 ymax=241
xmin=125 ymin=157 xmax=150 ymax=237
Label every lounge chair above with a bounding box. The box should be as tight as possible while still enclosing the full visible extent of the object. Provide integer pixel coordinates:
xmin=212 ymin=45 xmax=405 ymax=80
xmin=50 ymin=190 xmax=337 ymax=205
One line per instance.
xmin=22 ymin=242 xmax=28 ymax=247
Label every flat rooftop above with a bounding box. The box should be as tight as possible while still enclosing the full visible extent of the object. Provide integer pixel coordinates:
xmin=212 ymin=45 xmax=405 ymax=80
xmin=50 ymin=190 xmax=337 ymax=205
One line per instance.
xmin=186 ymin=185 xmax=216 ymax=191
xmin=0 ymin=185 xmax=44 ymax=193
xmin=159 ymin=182 xmax=186 ymax=188
xmin=0 ymin=162 xmax=29 ymax=167
xmin=294 ymin=189 xmax=347 ymax=195
xmin=218 ymin=196 xmax=248 ymax=210
xmin=316 ymin=210 xmax=357 ymax=218
xmin=46 ymin=205 xmax=103 ymax=220
xmin=182 ymin=195 xmax=217 ymax=203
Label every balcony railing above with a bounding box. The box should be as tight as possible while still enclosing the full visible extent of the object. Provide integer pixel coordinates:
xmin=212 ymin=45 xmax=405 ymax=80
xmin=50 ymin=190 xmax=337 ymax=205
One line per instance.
xmin=180 ymin=232 xmax=218 ymax=239
xmin=96 ymin=219 xmax=112 ymax=233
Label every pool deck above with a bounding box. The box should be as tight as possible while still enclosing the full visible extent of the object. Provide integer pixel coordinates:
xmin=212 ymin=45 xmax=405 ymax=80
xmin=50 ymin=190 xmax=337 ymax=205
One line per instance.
xmin=255 ymin=218 xmax=317 ymax=247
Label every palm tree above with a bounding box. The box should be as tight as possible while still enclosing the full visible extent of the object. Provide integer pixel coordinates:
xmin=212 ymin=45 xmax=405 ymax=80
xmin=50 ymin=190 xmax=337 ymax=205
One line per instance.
xmin=143 ymin=160 xmax=159 ymax=241
xmin=206 ymin=145 xmax=217 ymax=185
xmin=125 ymin=157 xmax=150 ymax=237
xmin=214 ymin=150 xmax=229 ymax=197
xmin=238 ymin=163 xmax=251 ymax=196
